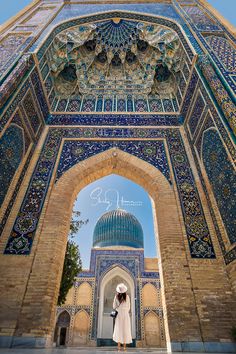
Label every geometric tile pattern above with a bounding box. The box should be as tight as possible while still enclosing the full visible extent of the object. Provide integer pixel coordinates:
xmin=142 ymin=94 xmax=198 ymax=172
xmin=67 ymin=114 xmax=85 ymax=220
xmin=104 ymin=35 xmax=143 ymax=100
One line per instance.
xmin=199 ymin=56 xmax=236 ymax=137
xmin=0 ymin=34 xmax=28 ymax=77
xmin=181 ymin=69 xmax=199 ymax=121
xmin=22 ymin=7 xmax=55 ymax=26
xmin=202 ymin=129 xmax=236 ymax=245
xmin=175 ymin=0 xmax=236 ymax=92
xmin=188 ymin=91 xmax=206 ymax=136
xmin=0 ymin=124 xmax=24 ymax=207
xmin=22 ymin=92 xmax=42 ymax=135
xmin=195 ymin=112 xmax=214 ymax=157
xmin=51 ymin=96 xmax=179 ymax=113
xmin=182 ymin=5 xmax=220 ymax=31
xmin=206 ymin=36 xmax=236 ymax=72
xmin=0 ymin=54 xmax=34 ymax=110
xmin=56 ymin=140 xmax=171 ymax=183
xmin=185 ymin=76 xmax=236 ymax=264
xmin=4 ymin=127 xmax=215 ymax=260
xmin=47 ymin=114 xmax=180 ymax=126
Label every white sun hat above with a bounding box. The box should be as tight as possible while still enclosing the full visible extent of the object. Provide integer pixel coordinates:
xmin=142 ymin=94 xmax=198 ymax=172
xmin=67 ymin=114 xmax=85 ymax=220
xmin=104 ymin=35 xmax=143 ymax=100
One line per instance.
xmin=116 ymin=283 xmax=128 ymax=293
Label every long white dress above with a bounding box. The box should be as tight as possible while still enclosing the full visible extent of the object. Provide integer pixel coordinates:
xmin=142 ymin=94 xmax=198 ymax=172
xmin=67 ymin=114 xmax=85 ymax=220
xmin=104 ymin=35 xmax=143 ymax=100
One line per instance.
xmin=113 ymin=295 xmax=132 ymax=344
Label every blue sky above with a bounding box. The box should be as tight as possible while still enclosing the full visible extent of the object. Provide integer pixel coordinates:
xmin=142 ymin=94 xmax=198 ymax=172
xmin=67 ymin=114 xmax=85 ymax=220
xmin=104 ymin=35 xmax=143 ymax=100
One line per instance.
xmin=0 ymin=1 xmax=236 ymax=25
xmin=73 ymin=174 xmax=157 ymax=269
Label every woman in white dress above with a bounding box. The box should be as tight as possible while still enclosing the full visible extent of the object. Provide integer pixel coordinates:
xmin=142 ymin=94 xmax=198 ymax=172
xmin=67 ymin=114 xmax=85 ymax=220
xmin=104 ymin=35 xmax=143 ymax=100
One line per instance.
xmin=113 ymin=283 xmax=132 ymax=351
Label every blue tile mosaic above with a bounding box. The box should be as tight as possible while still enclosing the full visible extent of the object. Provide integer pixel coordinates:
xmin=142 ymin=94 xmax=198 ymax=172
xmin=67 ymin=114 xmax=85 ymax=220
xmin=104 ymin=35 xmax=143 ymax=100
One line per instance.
xmin=206 ymin=35 xmax=236 ymax=73
xmin=188 ymin=90 xmax=206 ymax=136
xmin=4 ymin=127 xmax=215 ymax=261
xmin=0 ymin=124 xmax=24 ymax=207
xmin=185 ymin=91 xmax=236 ymax=264
xmin=47 ymin=113 xmax=180 ymax=126
xmin=35 ymin=12 xmax=194 ymax=64
xmin=202 ymin=129 xmax=236 ymax=245
xmin=22 ymin=92 xmax=42 ymax=135
xmin=182 ymin=5 xmax=221 ymax=31
xmin=181 ymin=68 xmax=199 ymax=120
xmin=174 ymin=0 xmax=236 ymax=93
xmin=31 ymin=4 xmax=184 ymax=53
xmin=56 ymin=140 xmax=171 ymax=183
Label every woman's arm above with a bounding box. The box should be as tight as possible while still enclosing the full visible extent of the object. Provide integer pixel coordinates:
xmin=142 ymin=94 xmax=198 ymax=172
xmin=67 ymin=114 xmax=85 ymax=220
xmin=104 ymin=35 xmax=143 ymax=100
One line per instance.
xmin=127 ymin=295 xmax=131 ymax=311
xmin=113 ymin=295 xmax=118 ymax=309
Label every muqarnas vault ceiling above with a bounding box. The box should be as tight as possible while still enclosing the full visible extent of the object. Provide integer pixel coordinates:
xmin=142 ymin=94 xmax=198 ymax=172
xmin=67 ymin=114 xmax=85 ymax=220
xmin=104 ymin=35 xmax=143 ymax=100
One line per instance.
xmin=41 ymin=18 xmax=193 ymax=113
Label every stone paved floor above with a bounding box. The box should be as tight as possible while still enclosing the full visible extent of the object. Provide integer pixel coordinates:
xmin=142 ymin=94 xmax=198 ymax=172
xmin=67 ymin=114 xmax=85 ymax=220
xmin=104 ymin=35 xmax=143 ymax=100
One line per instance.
xmin=0 ymin=349 xmax=231 ymax=354
xmin=0 ymin=349 xmax=168 ymax=354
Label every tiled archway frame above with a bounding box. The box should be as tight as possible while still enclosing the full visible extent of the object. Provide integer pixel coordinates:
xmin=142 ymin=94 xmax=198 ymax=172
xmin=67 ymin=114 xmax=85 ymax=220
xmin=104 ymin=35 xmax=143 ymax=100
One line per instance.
xmin=4 ymin=127 xmax=215 ymax=259
xmin=9 ymin=128 xmax=208 ymax=349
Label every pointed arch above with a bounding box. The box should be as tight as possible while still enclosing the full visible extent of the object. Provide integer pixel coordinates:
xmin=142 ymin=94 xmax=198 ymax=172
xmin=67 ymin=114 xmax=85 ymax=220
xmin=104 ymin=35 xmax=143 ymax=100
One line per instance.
xmin=0 ymin=123 xmax=24 ymax=207
xmin=76 ymin=282 xmax=92 ymax=306
xmin=17 ymin=147 xmax=199 ymax=350
xmin=144 ymin=311 xmax=161 ymax=347
xmin=142 ymin=283 xmax=159 ymax=307
xmin=72 ymin=310 xmax=90 ymax=346
xmin=56 ymin=310 xmax=70 ymax=327
xmin=97 ymin=265 xmax=135 ymax=339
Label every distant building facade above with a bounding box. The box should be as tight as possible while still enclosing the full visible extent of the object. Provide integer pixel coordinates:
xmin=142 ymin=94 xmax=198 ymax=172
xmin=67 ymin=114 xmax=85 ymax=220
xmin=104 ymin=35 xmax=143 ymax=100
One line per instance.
xmin=56 ymin=210 xmax=165 ymax=348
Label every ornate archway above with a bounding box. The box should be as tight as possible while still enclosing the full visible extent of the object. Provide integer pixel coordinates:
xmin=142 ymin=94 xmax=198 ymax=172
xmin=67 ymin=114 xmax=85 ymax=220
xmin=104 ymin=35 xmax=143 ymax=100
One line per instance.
xmin=11 ymin=148 xmax=202 ymax=351
xmin=97 ymin=266 xmax=136 ymax=340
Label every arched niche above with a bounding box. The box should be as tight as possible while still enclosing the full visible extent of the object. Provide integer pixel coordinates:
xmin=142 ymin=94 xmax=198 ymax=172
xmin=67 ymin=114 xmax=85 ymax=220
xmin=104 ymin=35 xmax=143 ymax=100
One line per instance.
xmin=202 ymin=128 xmax=236 ymax=245
xmin=0 ymin=124 xmax=24 ymax=207
xmin=72 ymin=310 xmax=90 ymax=346
xmin=54 ymin=310 xmax=70 ymax=346
xmin=97 ymin=266 xmax=135 ymax=339
xmin=144 ymin=311 xmax=161 ymax=347
xmin=76 ymin=282 xmax=92 ymax=306
xmin=142 ymin=283 xmax=158 ymax=308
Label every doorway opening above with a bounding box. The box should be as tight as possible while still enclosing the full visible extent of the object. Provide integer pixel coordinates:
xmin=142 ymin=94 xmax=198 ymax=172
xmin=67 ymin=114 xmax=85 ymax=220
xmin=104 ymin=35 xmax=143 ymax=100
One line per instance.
xmin=55 ymin=173 xmax=165 ymax=348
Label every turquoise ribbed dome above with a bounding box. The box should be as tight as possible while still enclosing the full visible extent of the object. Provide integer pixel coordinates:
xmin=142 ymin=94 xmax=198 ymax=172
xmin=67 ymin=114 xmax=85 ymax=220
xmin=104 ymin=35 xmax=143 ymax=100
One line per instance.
xmin=93 ymin=209 xmax=144 ymax=248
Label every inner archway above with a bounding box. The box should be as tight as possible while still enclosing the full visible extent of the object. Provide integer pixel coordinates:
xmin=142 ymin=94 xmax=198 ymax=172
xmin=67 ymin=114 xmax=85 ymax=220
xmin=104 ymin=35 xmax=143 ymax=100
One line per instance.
xmin=14 ymin=148 xmax=201 ymax=351
xmin=97 ymin=266 xmax=135 ymax=342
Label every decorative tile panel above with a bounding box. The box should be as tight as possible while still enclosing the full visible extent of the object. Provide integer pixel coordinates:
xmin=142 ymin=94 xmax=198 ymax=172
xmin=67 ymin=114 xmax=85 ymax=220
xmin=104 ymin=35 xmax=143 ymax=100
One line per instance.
xmin=181 ymin=68 xmax=199 ymax=120
xmin=56 ymin=140 xmax=171 ymax=183
xmin=0 ymin=33 xmax=30 ymax=77
xmin=22 ymin=92 xmax=42 ymax=135
xmin=47 ymin=113 xmax=180 ymax=126
xmin=21 ymin=7 xmax=56 ymax=26
xmin=0 ymin=124 xmax=24 ymax=207
xmin=188 ymin=90 xmax=206 ymax=136
xmin=182 ymin=5 xmax=220 ymax=31
xmin=4 ymin=127 xmax=215 ymax=261
xmin=202 ymin=129 xmax=236 ymax=245
xmin=206 ymin=36 xmax=236 ymax=72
